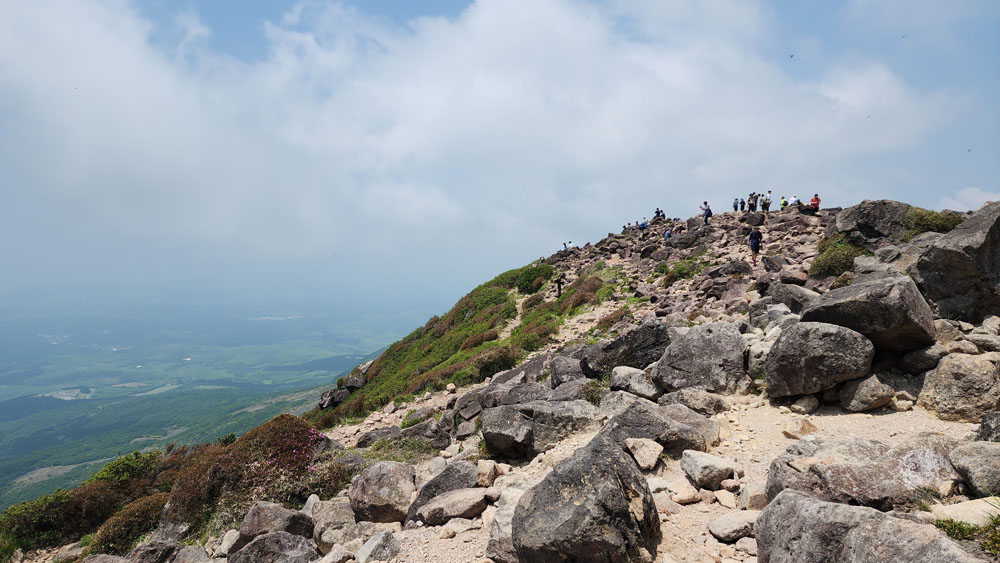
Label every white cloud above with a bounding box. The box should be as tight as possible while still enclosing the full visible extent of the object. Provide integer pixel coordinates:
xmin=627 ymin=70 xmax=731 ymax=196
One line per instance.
xmin=938 ymin=187 xmax=1000 ymax=212
xmin=0 ymin=0 xmax=986 ymax=302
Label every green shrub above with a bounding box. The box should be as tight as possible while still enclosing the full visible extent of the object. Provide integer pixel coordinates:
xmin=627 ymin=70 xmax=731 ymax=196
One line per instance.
xmin=459 ymin=329 xmax=498 ymax=350
xmin=85 ymin=451 xmax=161 ymax=485
xmin=217 ymin=433 xmax=236 ymax=446
xmin=655 ymin=262 xmax=671 ymax=275
xmin=809 ymin=234 xmax=870 ymax=277
xmin=903 ymin=208 xmax=964 ymax=241
xmin=515 ymin=264 xmax=554 ymax=295
xmin=89 ymin=493 xmax=169 ymax=556
xmin=522 ymin=293 xmax=544 ymax=310
xmin=583 ymin=380 xmax=607 ymax=406
xmin=361 ymin=438 xmax=436 ymax=464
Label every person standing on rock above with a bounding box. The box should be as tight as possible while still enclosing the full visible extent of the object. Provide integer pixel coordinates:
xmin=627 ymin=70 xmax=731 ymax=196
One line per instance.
xmin=762 ymin=191 xmax=772 ymax=212
xmin=739 ymin=198 xmax=746 ymax=212
xmin=733 ymin=198 xmax=739 ymax=212
xmin=700 ymin=202 xmax=713 ymax=225
xmin=810 ymin=194 xmax=821 ymax=211
xmin=780 ymin=196 xmax=788 ymax=210
xmin=748 ymin=226 xmax=764 ymax=266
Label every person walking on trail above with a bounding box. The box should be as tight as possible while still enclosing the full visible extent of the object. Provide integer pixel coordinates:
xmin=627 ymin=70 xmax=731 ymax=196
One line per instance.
xmin=748 ymin=226 xmax=764 ymax=266
xmin=733 ymin=198 xmax=739 ymax=212
xmin=555 ymin=273 xmax=566 ymax=298
xmin=780 ymin=196 xmax=788 ymax=210
xmin=762 ymin=191 xmax=772 ymax=212
xmin=699 ymin=202 xmax=713 ymax=225
xmin=810 ymin=194 xmax=821 ymax=211
xmin=739 ymin=198 xmax=746 ymax=212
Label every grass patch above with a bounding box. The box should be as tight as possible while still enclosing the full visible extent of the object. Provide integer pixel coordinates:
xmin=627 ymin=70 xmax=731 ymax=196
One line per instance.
xmin=660 ymin=251 xmax=709 ymax=288
xmin=809 ymin=234 xmax=871 ymax=277
xmin=358 ymin=438 xmax=436 ymax=464
xmin=935 ymin=514 xmax=1000 ymax=557
xmin=903 ymin=207 xmax=964 ymax=241
xmin=583 ymin=380 xmax=608 ymax=406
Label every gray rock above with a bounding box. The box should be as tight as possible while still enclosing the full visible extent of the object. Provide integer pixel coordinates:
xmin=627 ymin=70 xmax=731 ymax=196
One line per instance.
xmin=355 ymin=427 xmax=400 ymax=448
xmin=549 ymin=356 xmax=585 ymax=388
xmin=415 ymin=488 xmax=495 ymax=525
xmin=839 ymin=375 xmax=894 ymax=412
xmin=355 ymin=530 xmax=400 ymax=563
xmin=767 ymin=283 xmax=820 ymax=314
xmin=406 ymin=460 xmax=477 ymax=523
xmin=348 ymin=461 xmax=416 ymax=523
xmin=657 ymin=387 xmax=729 ymax=415
xmin=949 ymin=441 xmax=1000 ymax=498
xmin=320 ymin=544 xmax=355 ymax=563
xmin=800 ymin=275 xmax=935 ymax=353
xmin=828 ymin=199 xmax=913 ymax=247
xmin=652 ymin=322 xmax=749 ymax=394
xmin=977 ymin=411 xmax=1000 ymax=441
xmin=899 ymin=344 xmax=948 ymax=374
xmin=312 ymin=498 xmax=357 ymax=554
xmin=708 ymin=511 xmax=760 ymax=543
xmin=481 ymin=400 xmax=603 ymax=459
xmin=79 ymin=557 xmax=128 ymax=563
xmin=486 ymin=487 xmax=527 ymax=563
xmin=550 ymin=379 xmax=589 ymax=401
xmin=229 ymin=531 xmax=321 ymax=563
xmin=579 ymin=322 xmax=672 ymax=377
xmin=966 ymin=333 xmax=1000 ymax=352
xmin=399 ymin=419 xmax=450 ymax=450
xmin=342 ymin=373 xmax=365 ymax=391
xmin=600 ymin=400 xmax=707 ymax=455
xmin=756 ymin=489 xmax=980 ymax=563
xmin=680 ymin=450 xmax=737 ymax=490
xmin=765 ymin=434 xmax=961 ymax=510
xmin=455 ymin=419 xmax=477 ymax=440
xmin=129 ymin=540 xmax=181 ymax=563
xmin=609 ymin=366 xmax=662 ymax=401
xmin=918 ymin=353 xmax=1000 ymax=422
xmin=490 ymin=382 xmax=553 ymax=406
xmin=172 ymin=546 xmax=213 ymax=563
xmin=913 ymin=200 xmax=1000 ymax=322
xmin=658 ymin=403 xmax=721 ymax=448
xmin=319 ymin=389 xmax=351 ymax=409
xmin=765 ymin=322 xmax=874 ymax=398
xmin=512 ymin=433 xmax=660 ymax=562
xmin=232 ymin=501 xmax=314 ymax=555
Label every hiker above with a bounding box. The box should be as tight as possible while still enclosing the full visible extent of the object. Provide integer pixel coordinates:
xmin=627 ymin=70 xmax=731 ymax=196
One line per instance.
xmin=739 ymin=198 xmax=746 ymax=212
xmin=555 ymin=273 xmax=566 ymax=298
xmin=563 ymin=242 xmax=568 ymax=250
xmin=699 ymin=202 xmax=713 ymax=225
xmin=664 ymin=228 xmax=673 ymax=240
xmin=810 ymin=194 xmax=821 ymax=211
xmin=780 ymin=196 xmax=788 ymax=210
xmin=748 ymin=226 xmax=764 ymax=266
xmin=733 ymin=198 xmax=739 ymax=212
xmin=748 ymin=193 xmax=757 ymax=213
xmin=762 ymin=191 xmax=772 ymax=212
xmin=789 ymin=194 xmax=801 ymax=206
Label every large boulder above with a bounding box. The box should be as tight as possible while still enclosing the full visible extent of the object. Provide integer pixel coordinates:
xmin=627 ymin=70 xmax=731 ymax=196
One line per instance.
xmin=319 ymin=389 xmax=351 ymax=409
xmin=228 ymin=531 xmax=321 ymax=563
xmin=415 ymin=487 xmax=497 ymax=525
xmin=767 ymin=283 xmax=819 ymax=314
xmin=800 ymin=275 xmax=934 ymax=353
xmin=652 ymin=322 xmax=749 ymax=394
xmin=549 ymin=356 xmax=586 ymax=388
xmin=756 ymin=489 xmax=980 ymax=563
xmin=405 ymin=461 xmax=477 ymax=523
xmin=580 ymin=322 xmax=671 ymax=377
xmin=680 ymin=450 xmax=737 ymax=490
xmin=311 ymin=498 xmax=357 ymax=554
xmin=609 ymin=366 xmax=662 ymax=401
xmin=657 ymin=387 xmax=729 ymax=415
xmin=838 ymin=374 xmax=894 ymax=412
xmin=398 ymin=419 xmax=451 ymax=450
xmin=949 ymin=442 xmax=1000 ymax=498
xmin=765 ymin=323 xmax=874 ymax=398
xmin=512 ymin=434 xmax=661 ymax=562
xmin=348 ymin=461 xmax=416 ymax=523
xmin=355 ymin=427 xmax=400 ymax=448
xmin=599 ymin=400 xmax=708 ymax=455
xmin=828 ymin=199 xmax=913 ymax=248
xmin=912 ymin=201 xmax=1000 ymax=322
xmin=481 ymin=401 xmax=603 ymax=459
xmin=355 ymin=530 xmax=400 ymax=563
xmin=765 ymin=434 xmax=961 ymax=510
xmin=486 ymin=487 xmax=528 ymax=563
xmin=917 ymin=354 xmax=1000 ymax=422
xmin=231 ymin=501 xmax=313 ymax=555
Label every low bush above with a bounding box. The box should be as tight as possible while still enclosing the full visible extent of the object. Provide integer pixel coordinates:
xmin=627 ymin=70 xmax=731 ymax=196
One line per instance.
xmin=596 ymin=307 xmax=631 ymax=332
xmin=903 ymin=207 xmax=964 ymax=241
xmin=459 ymin=329 xmax=498 ymax=351
xmin=515 ymin=264 xmax=555 ymax=295
xmin=85 ymin=451 xmax=161 ymax=485
xmin=809 ymin=234 xmax=870 ymax=277
xmin=89 ymin=493 xmax=169 ymax=556
xmin=522 ymin=293 xmax=544 ymax=311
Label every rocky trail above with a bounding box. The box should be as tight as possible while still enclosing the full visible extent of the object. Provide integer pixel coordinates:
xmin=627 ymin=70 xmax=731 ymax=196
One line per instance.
xmin=18 ymin=199 xmax=1000 ymax=563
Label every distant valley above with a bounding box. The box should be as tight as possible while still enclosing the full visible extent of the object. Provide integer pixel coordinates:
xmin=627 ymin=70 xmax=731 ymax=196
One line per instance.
xmin=0 ymin=307 xmax=403 ymax=509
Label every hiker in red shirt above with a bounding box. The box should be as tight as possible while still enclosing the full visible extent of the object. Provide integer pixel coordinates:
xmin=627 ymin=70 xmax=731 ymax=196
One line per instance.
xmin=810 ymin=194 xmax=821 ymax=210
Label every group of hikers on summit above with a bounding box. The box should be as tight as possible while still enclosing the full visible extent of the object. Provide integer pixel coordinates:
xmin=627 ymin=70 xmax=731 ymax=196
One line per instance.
xmin=616 ymin=190 xmax=823 ymax=269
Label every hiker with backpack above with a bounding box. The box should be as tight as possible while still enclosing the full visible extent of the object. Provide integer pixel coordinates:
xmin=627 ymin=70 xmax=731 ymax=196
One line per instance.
xmin=780 ymin=196 xmax=788 ymax=210
xmin=748 ymin=226 xmax=764 ymax=266
xmin=733 ymin=198 xmax=739 ymax=212
xmin=699 ymin=202 xmax=713 ymax=225
xmin=762 ymin=191 xmax=772 ymax=212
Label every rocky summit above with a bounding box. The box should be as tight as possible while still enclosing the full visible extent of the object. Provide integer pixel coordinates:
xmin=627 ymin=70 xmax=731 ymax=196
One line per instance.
xmin=5 ymin=199 xmax=1000 ymax=563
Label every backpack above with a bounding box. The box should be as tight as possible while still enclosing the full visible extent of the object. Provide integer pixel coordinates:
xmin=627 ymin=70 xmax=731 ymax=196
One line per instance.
xmin=706 ymin=208 xmax=713 ymax=217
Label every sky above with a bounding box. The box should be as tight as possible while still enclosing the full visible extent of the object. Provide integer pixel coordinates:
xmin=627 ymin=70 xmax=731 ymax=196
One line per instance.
xmin=0 ymin=0 xmax=997 ymax=322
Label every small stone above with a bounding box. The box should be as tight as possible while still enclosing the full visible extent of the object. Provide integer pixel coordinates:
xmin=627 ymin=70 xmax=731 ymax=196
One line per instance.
xmin=384 ymin=401 xmax=397 ymax=414
xmin=625 ymin=438 xmax=664 ymax=471
xmin=789 ymin=395 xmax=818 ymax=414
xmin=440 ymin=528 xmax=456 ymax=539
xmin=477 ymin=460 xmax=499 ymax=487
xmin=652 ymin=492 xmax=682 ymax=515
xmin=708 ymin=511 xmax=761 ymax=542
xmin=715 ymin=489 xmax=737 ymax=509
xmin=735 ymin=537 xmax=758 ymax=555
xmin=781 ymin=418 xmax=818 ymax=439
xmin=646 ymin=477 xmax=671 ymax=493
xmin=699 ymin=489 xmax=717 ymax=504
xmin=446 ymin=383 xmax=457 ymax=394
xmin=720 ymin=479 xmax=740 ymax=492
xmin=738 ymin=482 xmax=768 ymax=510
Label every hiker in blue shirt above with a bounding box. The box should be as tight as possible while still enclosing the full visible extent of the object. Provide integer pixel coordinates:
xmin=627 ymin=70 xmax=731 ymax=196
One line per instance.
xmin=748 ymin=226 xmax=764 ymax=266
xmin=699 ymin=202 xmax=713 ymax=225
